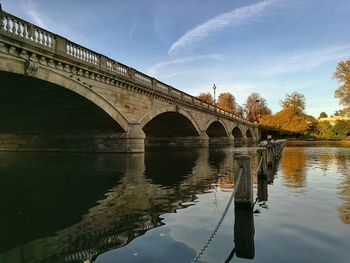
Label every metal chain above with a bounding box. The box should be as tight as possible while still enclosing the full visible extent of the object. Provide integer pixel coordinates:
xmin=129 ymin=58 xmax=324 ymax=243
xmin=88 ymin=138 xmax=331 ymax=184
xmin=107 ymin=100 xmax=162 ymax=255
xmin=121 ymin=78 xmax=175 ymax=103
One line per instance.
xmin=191 ymin=167 xmax=243 ymax=263
xmin=254 ymin=155 xmax=264 ymax=175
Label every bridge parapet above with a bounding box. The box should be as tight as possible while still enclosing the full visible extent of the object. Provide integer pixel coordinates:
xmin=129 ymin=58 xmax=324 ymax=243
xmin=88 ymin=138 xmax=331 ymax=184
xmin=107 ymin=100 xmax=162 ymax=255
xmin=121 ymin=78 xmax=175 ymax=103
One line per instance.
xmin=66 ymin=40 xmax=99 ymax=65
xmin=0 ymin=6 xmax=257 ymax=128
xmin=1 ymin=8 xmax=54 ymax=49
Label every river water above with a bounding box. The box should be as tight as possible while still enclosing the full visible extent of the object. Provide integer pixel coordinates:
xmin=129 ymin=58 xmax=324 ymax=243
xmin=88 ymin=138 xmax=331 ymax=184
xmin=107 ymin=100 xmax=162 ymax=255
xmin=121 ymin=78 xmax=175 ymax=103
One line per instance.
xmin=0 ymin=146 xmax=349 ymax=263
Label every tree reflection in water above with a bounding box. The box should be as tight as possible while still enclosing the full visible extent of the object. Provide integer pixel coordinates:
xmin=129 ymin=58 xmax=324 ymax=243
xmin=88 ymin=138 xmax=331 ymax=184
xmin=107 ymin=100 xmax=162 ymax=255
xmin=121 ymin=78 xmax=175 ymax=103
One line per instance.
xmin=335 ymin=150 xmax=350 ymax=224
xmin=0 ymin=146 xmax=350 ymax=263
xmin=280 ymin=147 xmax=307 ymax=189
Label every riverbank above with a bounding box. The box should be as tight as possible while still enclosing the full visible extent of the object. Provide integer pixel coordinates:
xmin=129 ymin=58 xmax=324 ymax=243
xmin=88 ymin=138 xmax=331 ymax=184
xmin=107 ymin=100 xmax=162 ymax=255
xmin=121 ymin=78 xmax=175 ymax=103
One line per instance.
xmin=287 ymin=140 xmax=350 ymax=146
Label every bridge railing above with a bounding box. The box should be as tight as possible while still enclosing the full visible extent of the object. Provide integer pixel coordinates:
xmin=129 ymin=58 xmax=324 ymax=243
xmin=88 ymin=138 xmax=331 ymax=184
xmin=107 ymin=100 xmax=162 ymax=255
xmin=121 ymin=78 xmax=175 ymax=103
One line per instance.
xmin=0 ymin=7 xmax=257 ymax=127
xmin=1 ymin=10 xmax=55 ymax=50
xmin=66 ymin=40 xmax=99 ymax=65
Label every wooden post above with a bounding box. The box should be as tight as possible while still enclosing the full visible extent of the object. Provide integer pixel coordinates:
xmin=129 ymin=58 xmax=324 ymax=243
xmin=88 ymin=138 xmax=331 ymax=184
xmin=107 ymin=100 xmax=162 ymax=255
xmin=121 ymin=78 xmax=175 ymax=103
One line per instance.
xmin=234 ymin=205 xmax=255 ymax=259
xmin=257 ymin=147 xmax=268 ymax=177
xmin=234 ymin=154 xmax=253 ymax=207
xmin=257 ymin=175 xmax=268 ymax=202
xmin=267 ymin=145 xmax=274 ymax=166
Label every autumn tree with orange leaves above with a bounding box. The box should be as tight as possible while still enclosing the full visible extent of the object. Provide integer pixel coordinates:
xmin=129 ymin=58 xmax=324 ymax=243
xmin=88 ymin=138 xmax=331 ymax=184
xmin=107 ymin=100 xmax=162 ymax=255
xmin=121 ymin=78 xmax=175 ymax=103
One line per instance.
xmin=244 ymin=92 xmax=271 ymax=123
xmin=260 ymin=92 xmax=310 ymax=133
xmin=197 ymin=92 xmax=214 ymax=104
xmin=216 ymin=92 xmax=238 ymax=114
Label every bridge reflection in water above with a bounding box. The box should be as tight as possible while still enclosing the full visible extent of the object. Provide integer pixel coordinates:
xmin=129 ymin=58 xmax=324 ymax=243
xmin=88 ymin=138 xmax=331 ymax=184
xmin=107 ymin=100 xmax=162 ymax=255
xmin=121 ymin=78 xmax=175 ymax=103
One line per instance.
xmin=1 ymin=146 xmax=349 ymax=262
xmin=0 ymin=147 xmax=262 ymax=263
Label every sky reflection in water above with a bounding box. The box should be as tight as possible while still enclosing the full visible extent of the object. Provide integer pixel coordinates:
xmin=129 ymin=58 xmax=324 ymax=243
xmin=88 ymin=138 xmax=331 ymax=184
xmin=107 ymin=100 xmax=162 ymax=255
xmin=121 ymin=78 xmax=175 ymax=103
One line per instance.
xmin=0 ymin=146 xmax=349 ymax=263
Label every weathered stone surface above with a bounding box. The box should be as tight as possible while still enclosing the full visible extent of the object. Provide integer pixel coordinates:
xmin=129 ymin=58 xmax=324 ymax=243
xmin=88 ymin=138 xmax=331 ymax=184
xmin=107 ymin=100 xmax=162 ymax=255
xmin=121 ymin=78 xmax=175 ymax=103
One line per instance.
xmin=0 ymin=8 xmax=260 ymax=152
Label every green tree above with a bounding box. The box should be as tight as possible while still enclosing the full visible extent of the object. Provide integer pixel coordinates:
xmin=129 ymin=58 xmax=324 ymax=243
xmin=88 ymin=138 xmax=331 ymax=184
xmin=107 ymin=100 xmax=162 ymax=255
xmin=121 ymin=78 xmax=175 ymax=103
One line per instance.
xmin=334 ymin=109 xmax=349 ymax=117
xmin=244 ymin=92 xmax=271 ymax=123
xmin=317 ymin=121 xmax=332 ymax=138
xmin=197 ymin=92 xmax=214 ymax=104
xmin=319 ymin=112 xmax=328 ymax=119
xmin=332 ymin=120 xmax=350 ymax=138
xmin=334 ymin=59 xmax=350 ymax=114
xmin=217 ymin=92 xmax=238 ymax=114
xmin=304 ymin=114 xmax=318 ymax=134
xmin=280 ymin=92 xmax=305 ymax=114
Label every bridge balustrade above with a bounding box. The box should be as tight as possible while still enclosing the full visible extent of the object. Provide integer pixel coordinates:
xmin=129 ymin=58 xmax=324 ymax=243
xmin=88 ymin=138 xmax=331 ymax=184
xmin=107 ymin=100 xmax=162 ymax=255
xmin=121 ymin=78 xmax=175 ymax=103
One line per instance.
xmin=1 ymin=11 xmax=54 ymax=48
xmin=0 ymin=6 xmax=257 ymax=125
xmin=66 ymin=41 xmax=99 ymax=65
xmin=0 ymin=6 xmax=260 ymax=152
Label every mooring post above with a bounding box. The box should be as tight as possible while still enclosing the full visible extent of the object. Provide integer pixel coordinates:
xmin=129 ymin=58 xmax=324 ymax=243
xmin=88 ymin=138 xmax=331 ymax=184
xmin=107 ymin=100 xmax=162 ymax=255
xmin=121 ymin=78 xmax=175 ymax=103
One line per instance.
xmin=234 ymin=205 xmax=255 ymax=259
xmin=266 ymin=144 xmax=274 ymax=166
xmin=257 ymin=175 xmax=268 ymax=202
xmin=257 ymin=147 xmax=268 ymax=177
xmin=234 ymin=154 xmax=253 ymax=207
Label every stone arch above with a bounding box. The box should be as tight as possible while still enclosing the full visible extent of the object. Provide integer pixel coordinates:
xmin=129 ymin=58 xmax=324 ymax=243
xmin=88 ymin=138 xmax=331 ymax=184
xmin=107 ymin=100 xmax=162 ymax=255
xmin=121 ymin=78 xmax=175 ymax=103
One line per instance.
xmin=205 ymin=118 xmax=229 ymax=137
xmin=206 ymin=121 xmax=228 ymax=137
xmin=139 ymin=105 xmax=201 ymax=136
xmin=232 ymin=125 xmax=244 ymax=138
xmin=246 ymin=129 xmax=253 ymax=138
xmin=250 ymin=128 xmax=257 ymax=139
xmin=0 ymin=65 xmax=129 ymax=132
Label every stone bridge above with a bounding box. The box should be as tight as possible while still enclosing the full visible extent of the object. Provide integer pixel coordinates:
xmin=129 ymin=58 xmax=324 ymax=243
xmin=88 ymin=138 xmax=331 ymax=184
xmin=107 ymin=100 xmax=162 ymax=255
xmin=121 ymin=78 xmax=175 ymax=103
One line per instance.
xmin=0 ymin=7 xmax=259 ymax=152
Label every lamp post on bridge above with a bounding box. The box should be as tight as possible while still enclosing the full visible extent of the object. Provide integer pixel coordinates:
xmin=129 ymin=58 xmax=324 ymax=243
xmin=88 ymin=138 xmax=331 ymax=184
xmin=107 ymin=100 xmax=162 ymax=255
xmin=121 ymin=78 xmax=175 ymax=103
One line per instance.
xmin=213 ymin=83 xmax=217 ymax=110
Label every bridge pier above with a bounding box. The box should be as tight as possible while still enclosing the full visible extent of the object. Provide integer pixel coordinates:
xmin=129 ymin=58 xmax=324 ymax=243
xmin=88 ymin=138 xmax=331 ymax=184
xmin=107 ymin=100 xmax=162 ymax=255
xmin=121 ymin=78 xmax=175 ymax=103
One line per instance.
xmin=123 ymin=124 xmax=145 ymax=153
xmin=0 ymin=7 xmax=260 ymax=154
xmin=144 ymin=134 xmax=209 ymax=148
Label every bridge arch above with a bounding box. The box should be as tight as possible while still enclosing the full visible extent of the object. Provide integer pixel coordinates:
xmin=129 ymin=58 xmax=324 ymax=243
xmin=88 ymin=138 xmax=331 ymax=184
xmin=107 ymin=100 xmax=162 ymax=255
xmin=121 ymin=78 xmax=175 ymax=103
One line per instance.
xmin=0 ymin=64 xmax=129 ymax=132
xmin=205 ymin=118 xmax=229 ymax=137
xmin=232 ymin=125 xmax=244 ymax=138
xmin=139 ymin=105 xmax=201 ymax=136
xmin=246 ymin=129 xmax=253 ymax=138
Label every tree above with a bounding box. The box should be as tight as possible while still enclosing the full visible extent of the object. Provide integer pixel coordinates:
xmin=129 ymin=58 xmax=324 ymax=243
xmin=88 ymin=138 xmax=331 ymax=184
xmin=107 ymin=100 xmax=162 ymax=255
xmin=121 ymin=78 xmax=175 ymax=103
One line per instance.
xmin=332 ymin=120 xmax=350 ymax=138
xmin=319 ymin=112 xmax=328 ymax=119
xmin=334 ymin=109 xmax=350 ymax=117
xmin=304 ymin=114 xmax=318 ymax=134
xmin=244 ymin=92 xmax=271 ymax=123
xmin=334 ymin=59 xmax=350 ymax=114
xmin=261 ymin=92 xmax=309 ymax=133
xmin=197 ymin=92 xmax=214 ymax=104
xmin=260 ymin=107 xmax=310 ymax=133
xmin=236 ymin=105 xmax=245 ymax=118
xmin=216 ymin=92 xmax=238 ymax=114
xmin=280 ymin=92 xmax=305 ymax=114
xmin=317 ymin=121 xmax=332 ymax=137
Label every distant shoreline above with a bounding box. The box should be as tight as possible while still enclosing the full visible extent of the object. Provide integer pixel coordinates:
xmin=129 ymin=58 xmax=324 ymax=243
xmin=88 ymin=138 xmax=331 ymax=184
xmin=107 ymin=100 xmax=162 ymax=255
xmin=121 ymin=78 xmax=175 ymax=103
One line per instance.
xmin=287 ymin=140 xmax=350 ymax=146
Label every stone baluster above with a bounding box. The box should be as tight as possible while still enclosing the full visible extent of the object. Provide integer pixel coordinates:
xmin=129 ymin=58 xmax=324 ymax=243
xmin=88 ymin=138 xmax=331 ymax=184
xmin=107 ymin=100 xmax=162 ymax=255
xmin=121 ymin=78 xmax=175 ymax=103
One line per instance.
xmin=14 ymin=19 xmax=19 ymax=35
xmin=6 ymin=17 xmax=12 ymax=32
xmin=0 ymin=4 xmax=3 ymax=30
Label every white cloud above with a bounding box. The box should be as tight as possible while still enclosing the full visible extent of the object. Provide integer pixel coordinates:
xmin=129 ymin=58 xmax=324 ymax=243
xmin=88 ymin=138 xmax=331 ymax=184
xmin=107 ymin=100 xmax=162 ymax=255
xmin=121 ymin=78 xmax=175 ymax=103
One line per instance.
xmin=146 ymin=54 xmax=222 ymax=77
xmin=168 ymin=0 xmax=279 ymax=56
xmin=20 ymin=0 xmax=47 ymax=28
xmin=255 ymin=44 xmax=350 ymax=77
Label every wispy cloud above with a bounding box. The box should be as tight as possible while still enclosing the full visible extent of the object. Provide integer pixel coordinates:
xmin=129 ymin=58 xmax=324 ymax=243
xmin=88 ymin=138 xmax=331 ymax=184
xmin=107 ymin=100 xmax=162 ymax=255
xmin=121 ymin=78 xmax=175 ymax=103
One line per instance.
xmin=19 ymin=0 xmax=78 ymax=43
xmin=256 ymin=44 xmax=350 ymax=76
xmin=20 ymin=0 xmax=47 ymax=28
xmin=146 ymin=54 xmax=222 ymax=77
xmin=168 ymin=0 xmax=280 ymax=56
xmin=128 ymin=21 xmax=138 ymax=40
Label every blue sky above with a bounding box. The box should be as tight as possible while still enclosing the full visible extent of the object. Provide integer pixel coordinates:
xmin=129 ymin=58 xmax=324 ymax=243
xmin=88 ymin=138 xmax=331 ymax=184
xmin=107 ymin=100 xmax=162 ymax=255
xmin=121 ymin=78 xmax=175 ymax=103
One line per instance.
xmin=2 ymin=0 xmax=350 ymax=117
